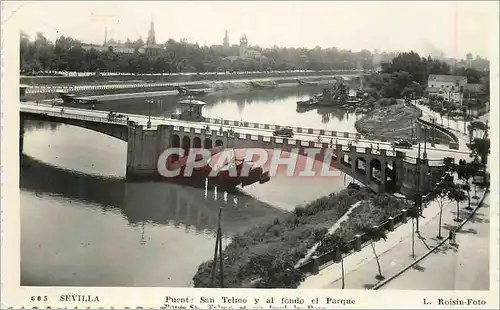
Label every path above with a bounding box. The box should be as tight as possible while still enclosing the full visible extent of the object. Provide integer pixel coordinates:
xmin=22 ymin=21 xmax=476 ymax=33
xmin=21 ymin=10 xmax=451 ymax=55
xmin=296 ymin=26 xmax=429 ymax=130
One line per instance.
xmin=298 ymin=182 xmax=488 ymax=289
xmin=380 ymin=192 xmax=490 ymax=290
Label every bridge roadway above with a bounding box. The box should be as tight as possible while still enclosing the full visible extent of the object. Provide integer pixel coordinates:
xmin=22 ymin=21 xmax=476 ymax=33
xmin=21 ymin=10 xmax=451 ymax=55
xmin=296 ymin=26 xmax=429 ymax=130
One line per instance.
xmin=19 ymin=102 xmax=471 ymax=165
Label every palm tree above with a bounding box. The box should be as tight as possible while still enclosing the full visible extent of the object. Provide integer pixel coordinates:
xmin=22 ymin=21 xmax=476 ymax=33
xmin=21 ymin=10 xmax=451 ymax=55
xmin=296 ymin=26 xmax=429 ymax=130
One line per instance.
xmin=362 ymin=225 xmax=387 ymax=280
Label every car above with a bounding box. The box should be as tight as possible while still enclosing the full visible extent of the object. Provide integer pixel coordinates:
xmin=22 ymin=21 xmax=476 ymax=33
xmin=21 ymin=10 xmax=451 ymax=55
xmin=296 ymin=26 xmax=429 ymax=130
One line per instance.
xmin=273 ymin=127 xmax=294 ymax=138
xmin=391 ymin=139 xmax=413 ymax=149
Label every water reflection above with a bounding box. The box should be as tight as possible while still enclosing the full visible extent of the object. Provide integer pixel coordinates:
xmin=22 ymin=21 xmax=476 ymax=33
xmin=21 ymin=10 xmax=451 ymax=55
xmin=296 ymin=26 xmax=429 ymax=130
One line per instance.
xmin=21 ymin=155 xmax=286 ymax=236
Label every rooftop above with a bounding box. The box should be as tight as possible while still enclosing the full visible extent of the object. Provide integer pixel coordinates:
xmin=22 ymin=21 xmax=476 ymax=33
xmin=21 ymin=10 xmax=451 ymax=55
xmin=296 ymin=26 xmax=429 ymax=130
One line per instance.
xmin=428 ymin=74 xmax=467 ymax=83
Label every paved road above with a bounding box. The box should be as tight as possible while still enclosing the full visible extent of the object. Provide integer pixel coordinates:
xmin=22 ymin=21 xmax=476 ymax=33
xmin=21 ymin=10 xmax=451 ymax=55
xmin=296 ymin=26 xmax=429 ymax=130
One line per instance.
xmin=381 ymin=193 xmax=490 ymax=290
xmin=20 ymin=102 xmax=471 ymax=163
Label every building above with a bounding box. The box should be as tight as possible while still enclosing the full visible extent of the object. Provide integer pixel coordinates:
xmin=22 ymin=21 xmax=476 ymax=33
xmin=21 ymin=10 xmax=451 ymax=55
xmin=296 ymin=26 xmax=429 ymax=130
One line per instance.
xmin=427 ymin=75 xmax=468 ymax=104
xmin=427 ymin=74 xmax=467 ymax=90
xmin=82 ymin=18 xmax=160 ymax=55
xmin=222 ymin=34 xmax=266 ymax=62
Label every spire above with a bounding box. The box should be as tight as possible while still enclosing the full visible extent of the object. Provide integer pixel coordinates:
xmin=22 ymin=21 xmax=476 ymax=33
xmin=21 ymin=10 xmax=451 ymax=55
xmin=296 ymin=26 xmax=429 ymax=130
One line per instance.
xmin=104 ymin=26 xmax=108 ymax=46
xmin=147 ymin=17 xmax=156 ymax=45
xmin=223 ymin=29 xmax=229 ymax=48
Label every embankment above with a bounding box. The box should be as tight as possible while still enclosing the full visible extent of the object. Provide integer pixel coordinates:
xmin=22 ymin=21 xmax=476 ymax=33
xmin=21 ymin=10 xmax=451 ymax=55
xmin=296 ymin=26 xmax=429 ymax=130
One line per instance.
xmin=192 ymin=187 xmax=411 ymax=288
xmin=21 ymin=70 xmax=362 ymax=86
xmin=355 ymin=102 xmax=422 ymax=140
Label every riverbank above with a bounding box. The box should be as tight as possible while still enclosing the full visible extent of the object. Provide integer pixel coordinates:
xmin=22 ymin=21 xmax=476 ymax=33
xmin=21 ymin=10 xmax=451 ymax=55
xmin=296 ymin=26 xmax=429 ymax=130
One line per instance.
xmin=22 ymin=74 xmax=341 ymax=102
xmin=354 ymin=102 xmax=422 ymax=140
xmin=20 ymin=70 xmax=363 ymax=86
xmin=192 ymin=186 xmax=411 ymax=288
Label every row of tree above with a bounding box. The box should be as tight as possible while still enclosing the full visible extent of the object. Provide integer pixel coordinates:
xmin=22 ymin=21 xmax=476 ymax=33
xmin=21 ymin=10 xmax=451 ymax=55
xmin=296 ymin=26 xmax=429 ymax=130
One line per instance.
xmin=21 ymin=32 xmax=400 ymax=75
xmin=361 ymin=51 xmax=490 ymax=100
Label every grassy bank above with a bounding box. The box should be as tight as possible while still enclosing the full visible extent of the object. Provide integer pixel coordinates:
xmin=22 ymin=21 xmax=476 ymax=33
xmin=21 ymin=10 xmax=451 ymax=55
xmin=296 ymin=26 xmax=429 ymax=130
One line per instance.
xmin=192 ymin=187 xmax=411 ymax=288
xmin=355 ymin=102 xmax=422 ymax=140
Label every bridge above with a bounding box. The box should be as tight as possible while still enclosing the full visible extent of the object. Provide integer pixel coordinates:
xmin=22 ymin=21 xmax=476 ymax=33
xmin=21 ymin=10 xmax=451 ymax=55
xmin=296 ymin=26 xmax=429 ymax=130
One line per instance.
xmin=20 ymin=101 xmax=472 ymax=196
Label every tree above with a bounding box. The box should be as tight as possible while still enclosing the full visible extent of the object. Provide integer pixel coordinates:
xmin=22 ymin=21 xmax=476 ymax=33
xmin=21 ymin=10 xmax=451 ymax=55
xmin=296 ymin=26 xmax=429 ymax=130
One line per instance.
xmin=432 ymin=173 xmax=454 ymax=239
xmin=317 ymin=234 xmax=350 ymax=289
xmin=467 ymin=121 xmax=489 ymax=141
xmin=362 ymin=225 xmax=387 ymax=280
xmin=407 ymin=206 xmax=423 ymax=258
xmin=447 ymin=183 xmax=467 ymax=222
xmin=456 ymin=160 xmax=474 ymax=210
xmin=468 ymin=138 xmax=490 ymax=165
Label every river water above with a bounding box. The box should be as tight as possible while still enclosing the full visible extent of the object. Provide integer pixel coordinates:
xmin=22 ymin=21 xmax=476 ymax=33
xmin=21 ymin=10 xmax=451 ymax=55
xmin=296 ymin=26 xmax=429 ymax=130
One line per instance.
xmin=20 ymin=86 xmax=361 ymax=287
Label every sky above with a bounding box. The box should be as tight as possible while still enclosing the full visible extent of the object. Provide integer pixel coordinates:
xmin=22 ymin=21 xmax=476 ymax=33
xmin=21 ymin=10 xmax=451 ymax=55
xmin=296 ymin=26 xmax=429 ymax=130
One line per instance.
xmin=4 ymin=1 xmax=498 ymax=59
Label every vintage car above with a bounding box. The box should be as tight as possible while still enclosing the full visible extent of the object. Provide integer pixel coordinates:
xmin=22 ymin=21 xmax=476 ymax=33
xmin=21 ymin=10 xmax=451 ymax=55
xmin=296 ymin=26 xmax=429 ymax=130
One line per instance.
xmin=391 ymin=139 xmax=413 ymax=149
xmin=273 ymin=127 xmax=294 ymax=138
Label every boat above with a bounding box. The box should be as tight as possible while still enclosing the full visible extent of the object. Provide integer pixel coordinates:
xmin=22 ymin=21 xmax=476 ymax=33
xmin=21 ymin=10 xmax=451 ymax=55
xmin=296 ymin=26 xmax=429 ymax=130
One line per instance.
xmin=297 ymin=97 xmax=319 ymax=108
xmin=57 ymin=92 xmax=100 ymax=105
xmin=57 ymin=91 xmax=78 ymax=104
xmin=175 ymin=85 xmax=208 ymax=96
xmin=164 ymin=147 xmax=270 ymax=189
xmin=249 ymin=81 xmax=278 ymax=89
xmin=296 ymin=78 xmax=318 ymax=86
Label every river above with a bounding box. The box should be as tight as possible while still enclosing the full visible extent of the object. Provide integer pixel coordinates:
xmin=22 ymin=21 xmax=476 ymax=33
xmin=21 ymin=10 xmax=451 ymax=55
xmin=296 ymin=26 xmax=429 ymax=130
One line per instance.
xmin=20 ymin=86 xmax=361 ymax=287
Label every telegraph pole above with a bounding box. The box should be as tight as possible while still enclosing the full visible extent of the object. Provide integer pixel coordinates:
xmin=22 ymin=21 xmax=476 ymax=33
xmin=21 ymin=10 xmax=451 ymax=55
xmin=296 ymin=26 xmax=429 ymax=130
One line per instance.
xmin=210 ymin=207 xmax=224 ymax=288
xmin=415 ymin=138 xmax=422 ymax=233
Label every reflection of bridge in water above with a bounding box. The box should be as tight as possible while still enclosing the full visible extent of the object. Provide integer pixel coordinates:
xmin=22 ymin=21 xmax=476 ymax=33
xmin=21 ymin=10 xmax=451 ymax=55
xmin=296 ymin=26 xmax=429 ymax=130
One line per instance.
xmin=20 ymin=155 xmax=286 ymax=235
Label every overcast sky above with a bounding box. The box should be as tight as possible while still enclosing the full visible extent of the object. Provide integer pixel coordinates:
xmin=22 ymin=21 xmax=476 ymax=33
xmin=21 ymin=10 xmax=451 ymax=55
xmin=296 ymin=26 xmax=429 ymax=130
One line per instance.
xmin=4 ymin=1 xmax=498 ymax=59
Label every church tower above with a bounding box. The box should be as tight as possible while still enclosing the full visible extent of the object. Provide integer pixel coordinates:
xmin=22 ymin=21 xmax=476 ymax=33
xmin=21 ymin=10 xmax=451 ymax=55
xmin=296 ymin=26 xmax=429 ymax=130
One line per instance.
xmin=239 ymin=34 xmax=248 ymax=58
xmin=223 ymin=29 xmax=229 ymax=49
xmin=146 ymin=18 xmax=156 ymax=45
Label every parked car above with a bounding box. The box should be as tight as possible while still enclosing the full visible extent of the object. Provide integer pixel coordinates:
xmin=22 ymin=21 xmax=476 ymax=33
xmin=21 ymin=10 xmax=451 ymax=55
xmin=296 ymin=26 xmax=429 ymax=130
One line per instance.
xmin=273 ymin=127 xmax=294 ymax=138
xmin=391 ymin=139 xmax=413 ymax=149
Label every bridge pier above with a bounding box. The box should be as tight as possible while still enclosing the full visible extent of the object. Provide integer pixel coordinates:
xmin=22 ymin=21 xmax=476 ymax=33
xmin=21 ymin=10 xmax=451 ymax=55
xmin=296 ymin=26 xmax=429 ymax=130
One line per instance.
xmin=126 ymin=124 xmax=173 ymax=180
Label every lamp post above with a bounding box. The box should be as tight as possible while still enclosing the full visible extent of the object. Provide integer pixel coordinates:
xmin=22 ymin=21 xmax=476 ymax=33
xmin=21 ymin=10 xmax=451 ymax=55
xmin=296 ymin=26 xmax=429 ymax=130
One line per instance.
xmin=146 ymin=99 xmax=152 ymax=128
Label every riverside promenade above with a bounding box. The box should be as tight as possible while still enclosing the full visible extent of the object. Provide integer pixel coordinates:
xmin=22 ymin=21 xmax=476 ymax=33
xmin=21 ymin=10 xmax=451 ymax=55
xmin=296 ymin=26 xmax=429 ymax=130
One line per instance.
xmin=298 ymin=184 xmax=489 ymax=290
xmin=380 ymin=192 xmax=490 ymax=290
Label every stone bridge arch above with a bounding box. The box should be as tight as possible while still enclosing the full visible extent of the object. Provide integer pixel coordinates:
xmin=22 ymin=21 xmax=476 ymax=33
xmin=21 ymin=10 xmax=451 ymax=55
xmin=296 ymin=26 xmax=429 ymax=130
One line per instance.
xmin=204 ymin=138 xmax=213 ymax=149
xmin=354 ymin=157 xmax=367 ymax=175
xmin=193 ymin=137 xmax=202 ymax=148
xmin=182 ymin=136 xmax=191 ymax=155
xmin=370 ymin=158 xmax=383 ymax=184
xmin=215 ymin=139 xmax=224 ymax=147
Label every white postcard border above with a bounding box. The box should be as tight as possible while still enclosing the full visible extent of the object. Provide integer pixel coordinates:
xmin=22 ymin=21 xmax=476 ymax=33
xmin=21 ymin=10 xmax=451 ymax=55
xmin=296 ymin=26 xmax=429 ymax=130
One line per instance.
xmin=1 ymin=2 xmax=499 ymax=309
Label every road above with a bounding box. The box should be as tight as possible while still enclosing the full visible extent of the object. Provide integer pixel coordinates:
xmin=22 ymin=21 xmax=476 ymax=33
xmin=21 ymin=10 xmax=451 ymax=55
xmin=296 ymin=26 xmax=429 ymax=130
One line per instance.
xmin=20 ymin=102 xmax=471 ymax=163
xmin=380 ymin=193 xmax=490 ymax=290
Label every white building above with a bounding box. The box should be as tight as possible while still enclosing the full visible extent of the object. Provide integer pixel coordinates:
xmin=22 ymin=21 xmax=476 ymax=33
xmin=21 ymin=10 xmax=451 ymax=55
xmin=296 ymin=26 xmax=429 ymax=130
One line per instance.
xmin=427 ymin=75 xmax=468 ymax=104
xmin=427 ymin=74 xmax=467 ymax=91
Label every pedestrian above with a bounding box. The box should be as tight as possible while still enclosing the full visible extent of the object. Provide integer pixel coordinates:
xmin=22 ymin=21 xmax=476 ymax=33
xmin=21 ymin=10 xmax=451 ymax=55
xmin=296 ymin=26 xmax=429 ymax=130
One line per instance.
xmin=448 ymin=229 xmax=454 ymax=245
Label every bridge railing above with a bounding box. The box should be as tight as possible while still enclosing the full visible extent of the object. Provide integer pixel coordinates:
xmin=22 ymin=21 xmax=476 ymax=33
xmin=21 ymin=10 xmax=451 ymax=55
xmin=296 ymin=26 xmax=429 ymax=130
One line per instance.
xmin=168 ymin=125 xmax=451 ymax=166
xmin=20 ymin=107 xmax=129 ymax=126
xmin=203 ymin=116 xmax=417 ymax=144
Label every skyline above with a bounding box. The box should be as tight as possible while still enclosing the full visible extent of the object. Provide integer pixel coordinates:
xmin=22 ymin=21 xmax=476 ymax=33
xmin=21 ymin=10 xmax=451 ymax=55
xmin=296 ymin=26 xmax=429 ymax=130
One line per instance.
xmin=5 ymin=1 xmax=499 ymax=59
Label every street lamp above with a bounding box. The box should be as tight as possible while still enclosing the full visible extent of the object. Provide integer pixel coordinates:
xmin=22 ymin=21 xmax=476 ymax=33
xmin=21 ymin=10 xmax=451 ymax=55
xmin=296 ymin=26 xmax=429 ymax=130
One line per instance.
xmin=146 ymin=99 xmax=153 ymax=128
